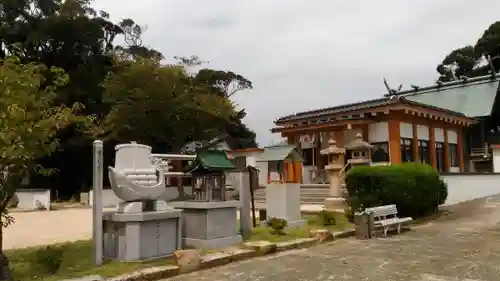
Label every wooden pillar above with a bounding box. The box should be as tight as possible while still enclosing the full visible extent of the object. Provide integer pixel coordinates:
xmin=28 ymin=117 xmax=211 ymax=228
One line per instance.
xmin=429 ymin=125 xmax=437 ymax=168
xmin=362 ymin=125 xmax=369 ymax=142
xmin=457 ymin=128 xmax=465 ymax=172
xmin=314 ymin=131 xmax=321 ymax=169
xmin=388 ymin=119 xmax=401 ymax=164
xmin=412 ymin=123 xmax=419 ymax=162
xmin=334 ymin=130 xmax=344 ymax=148
xmin=443 ymin=129 xmax=450 ymax=172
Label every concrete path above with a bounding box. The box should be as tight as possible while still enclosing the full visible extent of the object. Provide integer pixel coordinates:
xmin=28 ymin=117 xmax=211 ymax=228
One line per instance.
xmin=165 ymin=195 xmax=500 ymax=281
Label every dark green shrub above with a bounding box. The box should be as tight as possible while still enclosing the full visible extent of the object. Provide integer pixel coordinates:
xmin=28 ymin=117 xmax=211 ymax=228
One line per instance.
xmin=319 ymin=210 xmax=337 ymax=226
xmin=345 ymin=163 xmax=447 ymax=218
xmin=266 ymin=217 xmax=288 ymax=235
xmin=437 ymin=180 xmax=448 ymax=205
xmin=32 ymin=245 xmax=66 ymax=275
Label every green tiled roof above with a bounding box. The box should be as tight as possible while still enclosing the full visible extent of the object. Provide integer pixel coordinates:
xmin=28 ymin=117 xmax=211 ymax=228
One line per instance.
xmin=257 ymin=145 xmax=303 ymax=162
xmin=404 ymin=80 xmax=499 ymax=117
xmin=188 ymin=150 xmax=235 ymax=173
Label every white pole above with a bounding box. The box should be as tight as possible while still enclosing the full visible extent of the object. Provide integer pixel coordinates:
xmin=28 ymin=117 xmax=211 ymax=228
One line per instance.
xmin=92 ymin=140 xmax=104 ymax=266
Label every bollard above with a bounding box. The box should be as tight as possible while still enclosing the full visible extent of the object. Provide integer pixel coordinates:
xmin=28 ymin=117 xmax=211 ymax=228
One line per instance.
xmin=92 ymin=140 xmax=104 ymax=266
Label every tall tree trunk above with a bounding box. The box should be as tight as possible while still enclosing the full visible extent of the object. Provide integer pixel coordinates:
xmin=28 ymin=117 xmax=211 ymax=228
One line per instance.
xmin=0 ymin=221 xmax=12 ymax=280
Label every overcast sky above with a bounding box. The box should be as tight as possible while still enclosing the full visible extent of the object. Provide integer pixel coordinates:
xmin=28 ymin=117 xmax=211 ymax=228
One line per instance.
xmin=93 ymin=0 xmax=500 ymax=146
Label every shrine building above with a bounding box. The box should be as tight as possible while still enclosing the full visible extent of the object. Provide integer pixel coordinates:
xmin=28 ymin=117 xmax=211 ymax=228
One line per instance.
xmin=271 ymin=73 xmax=500 ymax=182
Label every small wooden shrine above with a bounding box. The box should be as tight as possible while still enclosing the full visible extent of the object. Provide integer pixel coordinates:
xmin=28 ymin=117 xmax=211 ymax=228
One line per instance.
xmin=257 ymin=145 xmax=303 ymax=184
xmin=187 ymin=150 xmax=235 ymax=201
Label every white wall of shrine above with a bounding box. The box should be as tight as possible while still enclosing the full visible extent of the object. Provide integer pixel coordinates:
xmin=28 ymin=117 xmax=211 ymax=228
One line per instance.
xmin=368 ymin=122 xmax=389 ymax=142
xmin=400 ymin=122 xmax=413 ymax=138
xmin=417 ymin=125 xmax=429 ymax=140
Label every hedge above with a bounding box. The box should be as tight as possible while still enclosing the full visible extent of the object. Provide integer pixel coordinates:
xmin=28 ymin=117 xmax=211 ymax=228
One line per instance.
xmin=345 ymin=163 xmax=447 ymax=218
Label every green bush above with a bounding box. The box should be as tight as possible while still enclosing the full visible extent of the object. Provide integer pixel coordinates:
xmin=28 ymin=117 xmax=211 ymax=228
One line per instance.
xmin=266 ymin=217 xmax=288 ymax=235
xmin=32 ymin=245 xmax=66 ymax=275
xmin=345 ymin=163 xmax=447 ymax=218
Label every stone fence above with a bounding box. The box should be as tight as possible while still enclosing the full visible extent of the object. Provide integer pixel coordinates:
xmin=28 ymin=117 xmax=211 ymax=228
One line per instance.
xmin=441 ymin=173 xmax=500 ymax=206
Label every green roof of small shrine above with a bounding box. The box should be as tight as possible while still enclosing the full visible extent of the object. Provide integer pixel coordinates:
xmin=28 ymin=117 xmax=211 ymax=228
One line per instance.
xmin=257 ymin=145 xmax=303 ymax=162
xmin=187 ymin=150 xmax=235 ymax=173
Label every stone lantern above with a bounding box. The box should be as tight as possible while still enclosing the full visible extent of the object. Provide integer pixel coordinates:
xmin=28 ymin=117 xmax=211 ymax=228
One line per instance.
xmin=345 ymin=133 xmax=373 ymax=166
xmin=320 ymin=139 xmax=347 ymax=210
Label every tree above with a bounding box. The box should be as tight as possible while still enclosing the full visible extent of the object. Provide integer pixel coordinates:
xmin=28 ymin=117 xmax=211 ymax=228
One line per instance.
xmin=114 ymin=18 xmax=164 ymax=61
xmin=0 ymin=0 xmax=124 ymax=198
xmin=194 ymin=68 xmax=253 ymax=98
xmin=95 ymin=58 xmax=235 ymax=152
xmin=193 ymin=69 xmax=258 ymax=148
xmin=437 ymin=21 xmax=500 ymax=82
xmin=0 ymin=56 xmax=88 ymax=278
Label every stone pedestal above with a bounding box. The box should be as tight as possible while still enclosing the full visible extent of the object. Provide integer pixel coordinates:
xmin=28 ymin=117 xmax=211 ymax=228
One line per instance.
xmin=102 ymin=201 xmax=182 ymax=262
xmin=169 ymin=201 xmax=242 ymax=249
xmin=323 ymin=164 xmax=346 ymax=210
xmin=263 ymin=183 xmax=304 ymax=228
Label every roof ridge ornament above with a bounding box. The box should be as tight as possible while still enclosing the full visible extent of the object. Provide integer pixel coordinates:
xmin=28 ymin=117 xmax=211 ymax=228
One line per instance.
xmin=383 ymin=77 xmax=403 ymax=96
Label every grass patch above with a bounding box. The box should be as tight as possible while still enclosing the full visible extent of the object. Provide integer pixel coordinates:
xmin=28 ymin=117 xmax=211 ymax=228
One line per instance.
xmin=247 ymin=211 xmax=352 ymax=243
xmin=7 ymin=240 xmax=174 ymax=281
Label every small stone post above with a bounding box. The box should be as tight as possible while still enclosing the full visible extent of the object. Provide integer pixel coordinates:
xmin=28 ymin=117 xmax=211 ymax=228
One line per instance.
xmin=239 ymin=171 xmax=253 ymax=237
xmin=92 ymin=140 xmax=104 ymax=266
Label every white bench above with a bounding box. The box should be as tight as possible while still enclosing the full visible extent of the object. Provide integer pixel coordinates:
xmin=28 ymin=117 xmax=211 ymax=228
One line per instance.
xmin=365 ymin=204 xmax=413 ymax=237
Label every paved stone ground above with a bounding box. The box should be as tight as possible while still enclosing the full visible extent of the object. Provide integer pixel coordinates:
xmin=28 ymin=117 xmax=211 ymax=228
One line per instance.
xmin=166 ymin=195 xmax=500 ymax=281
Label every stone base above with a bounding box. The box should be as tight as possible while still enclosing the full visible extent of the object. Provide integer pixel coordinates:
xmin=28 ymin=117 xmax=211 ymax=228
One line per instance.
xmin=183 ymin=235 xmax=242 ymax=249
xmin=260 ymin=219 xmax=305 ymax=229
xmin=324 ymin=197 xmax=346 ymax=210
xmin=265 ymin=183 xmax=303 ymax=226
xmin=170 ymin=200 xmax=242 ymax=250
xmin=103 ymin=209 xmax=182 ymax=261
xmin=116 ymin=200 xmax=169 ymax=213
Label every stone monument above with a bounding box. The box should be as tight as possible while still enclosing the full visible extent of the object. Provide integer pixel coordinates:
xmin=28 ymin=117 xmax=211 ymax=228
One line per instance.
xmin=321 ymin=138 xmax=347 ymax=210
xmin=103 ymin=142 xmax=182 ymax=261
xmin=169 ymin=150 xmax=242 ymax=249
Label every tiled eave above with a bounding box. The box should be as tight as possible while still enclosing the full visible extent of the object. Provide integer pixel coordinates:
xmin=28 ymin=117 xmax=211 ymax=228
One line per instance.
xmin=276 ymin=73 xmax=500 ymax=124
xmin=272 ymin=98 xmax=476 ymax=134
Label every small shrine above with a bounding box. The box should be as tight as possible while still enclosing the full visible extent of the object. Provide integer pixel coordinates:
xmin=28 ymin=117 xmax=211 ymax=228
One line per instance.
xmin=345 ymin=133 xmax=373 ymax=166
xmin=257 ymin=145 xmax=303 ymax=184
xmin=257 ymin=145 xmax=305 ymax=228
xmin=320 ymin=139 xmax=347 ymax=210
xmin=169 ymin=149 xmax=242 ymax=249
xmin=188 ymin=150 xmax=235 ymax=201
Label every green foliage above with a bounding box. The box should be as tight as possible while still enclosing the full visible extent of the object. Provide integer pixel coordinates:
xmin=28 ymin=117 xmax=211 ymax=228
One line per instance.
xmin=0 ymin=56 xmax=88 ymax=228
xmin=95 ymin=58 xmax=235 ymax=150
xmin=266 ymin=217 xmax=288 ymax=235
xmin=319 ymin=210 xmax=337 ymax=226
xmin=345 ymin=163 xmax=447 ymax=218
xmin=8 ymin=240 xmax=174 ymax=280
xmin=33 ymin=245 xmax=66 ymax=275
xmin=0 ymin=0 xmax=258 ymax=202
xmin=437 ymin=21 xmax=500 ymax=81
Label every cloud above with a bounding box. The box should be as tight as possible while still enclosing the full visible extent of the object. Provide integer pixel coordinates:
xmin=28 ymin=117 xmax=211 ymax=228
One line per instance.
xmin=93 ymin=0 xmax=500 ymax=146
